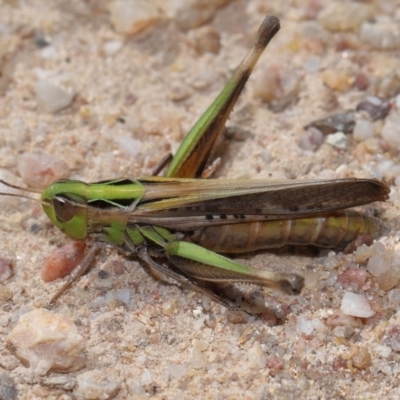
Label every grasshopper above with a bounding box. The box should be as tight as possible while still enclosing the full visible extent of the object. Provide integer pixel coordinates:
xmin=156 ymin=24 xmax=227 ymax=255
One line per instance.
xmin=1 ymin=16 xmax=389 ymax=307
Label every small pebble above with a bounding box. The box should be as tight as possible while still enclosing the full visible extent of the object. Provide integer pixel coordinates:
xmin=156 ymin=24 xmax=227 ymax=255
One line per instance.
xmin=353 ymin=119 xmax=375 ymax=142
xmin=385 ymin=326 xmax=400 ymax=352
xmin=34 ymin=78 xmax=75 ymax=113
xmin=190 ymin=345 xmax=207 ymax=370
xmin=17 ymin=153 xmax=69 ymax=189
xmin=332 ymin=325 xmax=354 ymax=339
xmin=377 ymin=251 xmax=400 ymax=291
xmin=162 ymin=298 xmax=177 ymax=316
xmin=41 ymin=241 xmax=86 ymax=282
xmin=105 ymin=288 xmax=131 ymax=305
xmin=75 ymin=371 xmax=120 ymax=400
xmin=367 ymin=243 xmax=390 ymax=277
xmin=103 ymin=40 xmax=123 ymax=56
xmin=253 ymin=65 xmax=300 ymax=112
xmin=226 ymin=309 xmax=248 ymax=324
xmin=266 ymin=355 xmax=284 ymax=373
xmin=190 ymin=25 xmax=221 ymax=54
xmin=378 ymin=72 xmax=400 ymax=99
xmin=352 ymin=347 xmax=372 ymax=370
xmin=321 ymin=70 xmax=351 ymax=92
xmin=355 ymin=244 xmax=375 ymax=263
xmin=340 ymin=292 xmax=375 ymax=318
xmin=7 ymin=309 xmax=86 ymax=375
xmin=0 ymin=285 xmax=12 ymax=301
xmin=296 ymin=316 xmax=314 ymax=336
xmin=326 ymin=132 xmax=348 ymax=149
xmin=360 ymin=17 xmax=400 ymax=50
xmin=297 ymin=127 xmax=324 ymax=151
xmin=356 ymin=96 xmax=391 ymax=121
xmin=353 ymin=73 xmax=369 ymax=91
xmin=387 ymin=289 xmax=400 ymax=308
xmin=141 ymin=369 xmax=153 ymax=386
xmin=114 ymin=136 xmax=142 ymax=157
xmin=318 ymin=2 xmax=373 ymax=32
xmin=248 ymin=344 xmax=266 ymax=370
xmin=166 ymin=364 xmax=187 ymax=381
xmin=381 ymin=111 xmax=400 ymax=151
xmin=337 ymin=268 xmax=367 ymax=289
xmin=161 ymin=0 xmax=231 ymax=30
xmin=109 ymin=0 xmax=162 ymax=36
xmin=305 ymin=112 xmax=355 ymax=135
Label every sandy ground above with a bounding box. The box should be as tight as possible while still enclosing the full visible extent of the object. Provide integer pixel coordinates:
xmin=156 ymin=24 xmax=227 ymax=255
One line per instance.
xmin=1 ymin=1 xmax=400 ymax=399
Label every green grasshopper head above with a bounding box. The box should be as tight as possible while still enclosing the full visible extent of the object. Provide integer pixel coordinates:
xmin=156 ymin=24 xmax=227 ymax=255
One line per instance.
xmin=41 ymin=180 xmax=89 ymax=240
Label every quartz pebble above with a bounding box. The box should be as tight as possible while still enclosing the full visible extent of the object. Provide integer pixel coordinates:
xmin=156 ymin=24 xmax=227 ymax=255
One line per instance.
xmin=367 ymin=243 xmax=390 ymax=277
xmin=253 ymin=64 xmax=300 ymax=112
xmin=166 ymin=364 xmax=187 ymax=381
xmin=189 ymin=26 xmax=221 ymax=55
xmin=75 ymin=371 xmax=120 ymax=400
xmin=326 ymin=132 xmax=347 ymax=149
xmin=297 ymin=127 xmax=324 ymax=151
xmin=360 ymin=17 xmax=400 ymax=50
xmin=352 ymin=347 xmax=372 ymax=370
xmin=340 ymin=292 xmax=375 ymax=318
xmin=318 ymin=2 xmax=373 ymax=32
xmin=141 ymin=369 xmax=153 ymax=386
xmin=34 ymin=78 xmax=75 ymax=113
xmin=377 ymin=251 xmax=400 ymax=291
xmin=321 ymin=70 xmax=351 ymax=92
xmin=161 ymin=0 xmax=231 ymax=30
xmin=109 ymin=0 xmax=162 ymax=36
xmin=248 ymin=344 xmax=266 ymax=370
xmin=7 ymin=309 xmax=86 ymax=375
xmin=381 ymin=111 xmax=400 ymax=151
xmin=296 ymin=316 xmax=314 ymax=335
xmin=17 ymin=153 xmax=69 ymax=189
xmin=353 ymin=119 xmax=375 ymax=142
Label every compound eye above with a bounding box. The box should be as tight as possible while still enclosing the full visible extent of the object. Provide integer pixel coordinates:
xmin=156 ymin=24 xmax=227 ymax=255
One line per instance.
xmin=53 ymin=197 xmax=75 ymax=222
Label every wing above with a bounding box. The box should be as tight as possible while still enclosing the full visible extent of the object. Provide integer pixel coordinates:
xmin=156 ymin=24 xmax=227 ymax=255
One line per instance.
xmin=131 ymin=177 xmax=389 ymax=230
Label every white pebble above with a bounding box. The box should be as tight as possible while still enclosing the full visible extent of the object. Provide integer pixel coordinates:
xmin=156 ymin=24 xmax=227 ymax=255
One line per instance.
xmin=6 ymin=309 xmax=86 ymax=375
xmin=161 ymin=0 xmax=230 ymax=30
xmin=340 ymin=292 xmax=375 ymax=318
xmin=377 ymin=345 xmax=392 ymax=358
xmin=103 ymin=40 xmax=123 ymax=55
xmin=105 ymin=288 xmax=131 ymax=305
xmin=296 ymin=316 xmax=314 ymax=335
xmin=318 ymin=2 xmax=373 ymax=32
xmin=34 ymin=78 xmax=75 ymax=113
xmin=17 ymin=153 xmax=69 ymax=189
xmin=166 ymin=364 xmax=186 ymax=381
xmin=247 ymin=344 xmax=266 ymax=370
xmin=353 ymin=119 xmax=375 ymax=142
xmin=75 ymin=371 xmax=120 ymax=399
xmin=381 ymin=111 xmax=400 ymax=151
xmin=114 ymin=136 xmax=142 ymax=157
xmin=367 ymin=243 xmax=391 ymax=277
xmin=141 ymin=369 xmax=152 ymax=386
xmin=387 ymin=289 xmax=400 ymax=308
xmin=360 ymin=17 xmax=400 ymax=50
xmin=109 ymin=0 xmax=162 ymax=36
xmin=326 ymin=132 xmax=348 ymax=149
